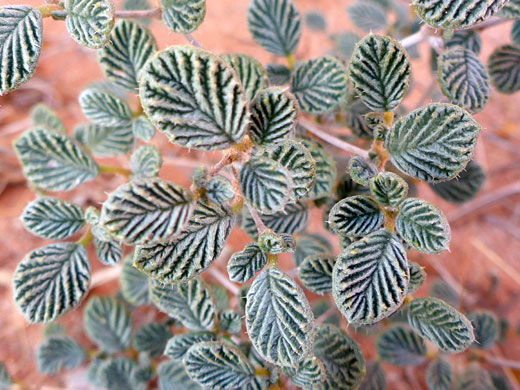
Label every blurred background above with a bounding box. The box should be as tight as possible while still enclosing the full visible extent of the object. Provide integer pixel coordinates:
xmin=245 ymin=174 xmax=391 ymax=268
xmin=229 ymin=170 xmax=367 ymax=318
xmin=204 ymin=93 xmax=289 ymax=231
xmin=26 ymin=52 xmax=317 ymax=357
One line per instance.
xmin=0 ymin=0 xmax=519 ymax=388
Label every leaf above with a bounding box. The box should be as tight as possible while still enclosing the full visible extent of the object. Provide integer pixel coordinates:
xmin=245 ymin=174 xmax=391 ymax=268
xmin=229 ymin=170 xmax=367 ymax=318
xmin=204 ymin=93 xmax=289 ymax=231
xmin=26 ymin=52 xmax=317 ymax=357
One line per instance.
xmin=140 ymin=46 xmax=249 ymax=150
xmin=210 ymin=284 xmax=230 ymax=311
xmin=347 ymin=2 xmax=387 ymax=31
xmin=149 ymin=277 xmax=216 ymax=331
xmin=299 ymin=138 xmax=337 ymax=199
xmin=134 ymin=201 xmax=234 ymax=283
xmin=430 ymin=279 xmax=460 ymax=308
xmin=284 ymin=355 xmax=325 ymax=388
xmin=456 ymin=364 xmax=495 ymax=390
xmin=359 ymin=361 xmax=386 ymax=390
xmin=219 ymin=310 xmax=242 ymax=334
xmin=312 ymin=300 xmax=341 ymax=327
xmin=158 ymin=359 xmax=202 ymax=390
xmin=291 ymin=56 xmax=349 ymax=114
xmin=221 ymin=53 xmax=269 ymax=101
xmin=333 ymin=228 xmax=409 ymax=325
xmin=328 ymin=195 xmax=384 ymax=236
xmin=408 ymin=261 xmax=426 ymax=295
xmin=376 ymin=325 xmax=427 ymax=366
xmin=294 ymin=233 xmax=332 ymax=267
xmin=333 ymin=31 xmax=360 ymax=60
xmin=74 ymin=123 xmax=134 ymax=157
xmin=98 ymin=19 xmax=157 ymax=91
xmin=134 ymin=323 xmax=172 ymax=357
xmin=13 ymin=243 xmax=90 ymax=323
xmin=21 ymin=197 xmax=84 ymax=240
xmin=348 ymin=156 xmax=378 ymax=187
xmin=258 ymin=230 xmax=290 ymax=255
xmin=513 ymin=20 xmax=520 ymax=47
xmin=370 ymin=172 xmax=408 ymax=209
xmin=248 ymin=0 xmax=301 ymax=56
xmin=0 ymin=6 xmax=42 ymax=95
xmin=84 ymin=296 xmax=132 ymax=353
xmin=37 ymin=335 xmax=86 ymax=375
xmin=130 ymin=145 xmax=162 ymax=179
xmin=101 ymin=177 xmax=194 ymax=245
xmin=14 ymin=128 xmax=99 ymax=191
xmin=249 ymin=87 xmax=297 ymax=146
xmin=499 ymin=0 xmax=520 ymax=18
xmin=185 ymin=341 xmax=257 ymax=389
xmin=98 ymin=357 xmax=143 ymax=390
xmin=123 ymin=0 xmax=151 ymax=25
xmin=227 ymin=243 xmax=267 ymax=283
xmin=0 ymin=363 xmax=11 ymax=390
xmin=412 ymin=0 xmax=507 ymax=29
xmin=164 ymin=332 xmax=216 ymax=359
xmin=132 ymin=115 xmax=155 ymax=141
xmin=313 ymin=324 xmax=366 ymax=390
xmin=305 ymin=11 xmax=326 ymax=31
xmin=407 ymin=297 xmax=474 ymax=353
xmin=349 ymin=34 xmax=411 ymax=112
xmin=31 ymin=104 xmax=67 ymax=134
xmin=246 ymin=267 xmax=314 ymax=367
xmin=260 ymin=139 xmax=316 ymax=201
xmin=468 ymin=310 xmax=499 ymax=350
xmin=206 ymin=175 xmax=234 ymax=205
xmin=396 ymin=198 xmax=451 ymax=254
xmin=43 ymin=323 xmax=66 ymax=338
xmin=488 ymin=44 xmax=520 ymax=94
xmin=344 ymin=98 xmax=373 ymax=139
xmin=239 ymin=156 xmax=292 ymax=214
xmin=94 ymin=236 xmax=122 ymax=265
xmin=65 ymin=0 xmax=114 ymax=48
xmin=299 ymin=254 xmax=335 ymax=295
xmin=79 ymin=88 xmax=133 ymax=127
xmin=120 ymin=256 xmax=150 ymax=305
xmin=426 ymin=358 xmax=453 ymax=390
xmin=160 ymin=0 xmax=205 ymax=33
xmin=266 ymin=63 xmax=291 ymax=85
xmin=386 ymin=103 xmax=481 ymax=182
xmin=445 ymin=30 xmax=482 ymax=55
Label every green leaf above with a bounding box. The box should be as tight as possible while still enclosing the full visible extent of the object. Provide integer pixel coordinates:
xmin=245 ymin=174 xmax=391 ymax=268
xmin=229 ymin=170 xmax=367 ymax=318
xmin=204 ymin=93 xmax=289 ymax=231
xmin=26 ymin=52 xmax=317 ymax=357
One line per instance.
xmin=219 ymin=310 xmax=242 ymax=334
xmin=132 ymin=115 xmax=155 ymax=141
xmin=284 ymin=355 xmax=325 ymax=388
xmin=0 ymin=6 xmax=42 ymax=95
xmin=347 ymin=2 xmax=387 ymax=31
xmin=31 ymin=104 xmax=67 ymax=134
xmin=13 ymin=243 xmax=90 ymax=323
xmin=101 ymin=177 xmax=194 ymax=245
xmin=221 ymin=53 xmax=269 ymax=101
xmin=120 ymin=256 xmax=150 ymax=305
xmin=14 ymin=128 xmax=99 ymax=192
xmin=185 ymin=341 xmax=257 ymax=389
xmin=134 ymin=323 xmax=172 ymax=357
xmin=260 ymin=139 xmax=316 ymax=201
xmin=313 ymin=324 xmax=366 ymax=390
xmin=249 ymin=87 xmax=297 ymax=146
xmin=291 ymin=56 xmax=348 ymax=114
xmin=239 ymin=156 xmax=292 ymax=214
xmin=94 ymin=236 xmax=122 ymax=265
xmin=386 ymin=103 xmax=481 ymax=182
xmin=445 ymin=30 xmax=482 ymax=55
xmin=158 ymin=359 xmax=202 ymax=390
xmin=227 ymin=243 xmax=267 ymax=283
xmin=396 ymin=197 xmax=451 ymax=254
xmin=246 ymin=267 xmax=314 ymax=367
xmin=21 ymin=197 xmax=84 ymax=240
xmin=305 ymin=11 xmax=326 ymax=31
xmin=456 ymin=364 xmax=495 ymax=390
xmin=79 ymin=88 xmax=133 ymax=127
xmin=499 ymin=0 xmax=520 ymax=18
xmin=359 ymin=361 xmax=386 ymax=390
xmin=408 ymin=261 xmax=426 ymax=295
xmin=370 ymin=172 xmax=408 ymax=208
xmin=344 ymin=98 xmax=373 ymax=139
xmin=426 ymin=358 xmax=453 ymax=390
xmin=84 ymin=296 xmax=132 ymax=353
xmin=294 ymin=233 xmax=331 ymax=267
xmin=98 ymin=19 xmax=157 ymax=91
xmin=65 ymin=0 xmax=114 ymax=48
xmin=266 ymin=63 xmax=291 ymax=85
xmin=98 ymin=357 xmax=143 ymax=390
xmin=328 ymin=195 xmax=384 ymax=236
xmin=412 ymin=0 xmax=507 ymax=29
xmin=376 ymin=325 xmax=426 ymax=366
xmin=430 ymin=279 xmax=460 ymax=308
xmin=0 ymin=363 xmax=11 ymax=390
xmin=513 ymin=20 xmax=520 ymax=47
xmin=130 ymin=145 xmax=162 ymax=179
xmin=348 ymin=156 xmax=378 ymax=187
xmin=149 ymin=277 xmax=216 ymax=331
xmin=299 ymin=254 xmax=335 ymax=295
xmin=299 ymin=138 xmax=337 ymax=199
xmin=349 ymin=34 xmax=411 ymax=112
xmin=206 ymin=175 xmax=235 ymax=205
xmin=161 ymin=0 xmax=205 ymax=33
xmin=248 ymin=0 xmax=301 ymax=56
xmin=164 ymin=332 xmax=216 ymax=360
xmin=135 ymin=201 xmax=234 ymax=283
xmin=210 ymin=284 xmax=230 ymax=311
xmin=74 ymin=123 xmax=134 ymax=157
xmin=468 ymin=310 xmax=499 ymax=350
xmin=140 ymin=45 xmax=249 ymax=150
xmin=488 ymin=44 xmax=520 ymax=94
xmin=37 ymin=335 xmax=85 ymax=375
xmin=333 ymin=31 xmax=360 ymax=60
xmin=333 ymin=228 xmax=409 ymax=325
xmin=407 ymin=297 xmax=474 ymax=353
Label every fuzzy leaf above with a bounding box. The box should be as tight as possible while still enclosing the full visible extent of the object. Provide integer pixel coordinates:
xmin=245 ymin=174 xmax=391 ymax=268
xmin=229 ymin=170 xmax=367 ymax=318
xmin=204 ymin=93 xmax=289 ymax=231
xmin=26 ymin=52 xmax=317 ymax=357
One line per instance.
xmin=407 ymin=297 xmax=474 ymax=353
xmin=248 ymin=0 xmax=301 ymax=56
xmin=98 ymin=357 xmax=143 ymax=390
xmin=0 ymin=6 xmax=42 ymax=95
xmin=0 ymin=363 xmax=11 ymax=390
xmin=328 ymin=195 xmax=384 ymax=236
xmin=258 ymin=230 xmax=289 ymax=255
xmin=347 ymin=2 xmax=387 ymax=31
xmin=37 ymin=335 xmax=85 ymax=375
xmin=370 ymin=172 xmax=408 ymax=208
xmin=94 ymin=236 xmax=122 ymax=265
xmin=132 ymin=115 xmax=155 ymax=141
xmin=300 ymin=138 xmax=336 ymax=199
xmin=211 ymin=284 xmax=230 ymax=311
xmin=134 ymin=323 xmax=172 ymax=357
xmin=134 ymin=201 xmax=234 ymax=283
xmin=445 ymin=30 xmax=482 ymax=54
xmin=386 ymin=103 xmax=481 ymax=182
xmin=426 ymin=358 xmax=453 ymax=390
xmin=79 ymin=88 xmax=133 ymax=127
xmin=408 ymin=261 xmax=426 ymax=295
xmin=246 ymin=267 xmax=314 ymax=367
xmin=120 ymin=256 xmax=149 ymax=305
xmin=488 ymin=44 xmax=520 ymax=94
xmin=13 ymin=243 xmax=90 ymax=323
xmin=65 ymin=0 xmax=114 ymax=48
xmin=359 ymin=361 xmax=386 ymax=390
xmin=31 ymin=104 xmax=67 ymax=134
xmin=333 ymin=31 xmax=360 ymax=60
xmin=468 ymin=310 xmax=499 ymax=350
xmin=221 ymin=53 xmax=269 ymax=101
xmin=206 ymin=176 xmax=234 ymax=205
xmin=457 ymin=364 xmax=495 ymax=390
xmin=84 ymin=296 xmax=132 ymax=353
xmin=266 ymin=63 xmax=291 ymax=85
xmin=158 ymin=359 xmax=202 ymax=390
xmin=396 ymin=198 xmax=451 ymax=254
xmin=139 ymin=45 xmax=249 ymax=150
xmin=219 ymin=310 xmax=242 ymax=334
xmin=305 ymin=11 xmax=326 ymax=31
xmin=294 ymin=233 xmax=332 ymax=267
xmin=299 ymin=254 xmax=335 ymax=295
xmin=284 ymin=355 xmax=325 ymax=388
xmin=291 ymin=56 xmax=348 ymax=114
xmin=164 ymin=332 xmax=216 ymax=360
xmin=227 ymin=243 xmax=267 ymax=283
xmin=101 ymin=177 xmax=194 ymax=245
xmin=74 ymin=123 xmax=133 ymax=157
xmin=130 ymin=145 xmax=162 ymax=179
xmin=333 ymin=229 xmax=409 ymax=325
xmin=348 ymin=156 xmax=378 ymax=187
xmin=377 ymin=325 xmax=426 ymax=366
xmin=349 ymin=34 xmax=411 ymax=112
xmin=249 ymin=87 xmax=297 ymax=146
xmin=499 ymin=0 xmax=520 ymax=17
xmin=161 ymin=0 xmax=205 ymax=33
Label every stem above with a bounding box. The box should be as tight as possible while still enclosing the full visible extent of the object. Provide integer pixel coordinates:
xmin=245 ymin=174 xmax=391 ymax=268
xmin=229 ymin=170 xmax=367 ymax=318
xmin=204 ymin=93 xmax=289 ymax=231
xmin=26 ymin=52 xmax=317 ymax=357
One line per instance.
xmin=207 ymin=267 xmax=239 ymax=295
xmin=99 ymin=164 xmax=132 ymax=178
xmin=114 ymin=8 xmax=162 ymax=19
xmin=76 ymin=228 xmax=93 ymax=247
xmin=267 ymin=254 xmax=278 ymax=268
xmin=286 ymin=54 xmax=295 ymax=69
xmin=315 ymin=305 xmax=337 ymax=324
xmin=400 ymin=26 xmax=429 ymax=48
xmin=37 ymin=4 xmax=62 ymax=17
xmin=207 ymin=155 xmax=233 ymax=179
xmin=184 ymin=33 xmax=204 ymax=48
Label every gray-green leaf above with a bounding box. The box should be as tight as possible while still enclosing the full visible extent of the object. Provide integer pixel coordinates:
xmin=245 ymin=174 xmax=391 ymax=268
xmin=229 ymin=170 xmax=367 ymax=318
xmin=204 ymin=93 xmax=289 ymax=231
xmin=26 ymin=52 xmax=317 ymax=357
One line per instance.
xmin=31 ymin=104 xmax=67 ymax=134
xmin=65 ymin=0 xmax=114 ymax=48
xmin=132 ymin=115 xmax=155 ymax=141
xmin=130 ymin=145 xmax=162 ymax=179
xmin=359 ymin=361 xmax=386 ymax=390
xmin=426 ymin=357 xmax=453 ymax=390
xmin=284 ymin=355 xmax=325 ymax=388
xmin=134 ymin=322 xmax=172 ymax=357
xmin=370 ymin=172 xmax=408 ymax=208
xmin=74 ymin=123 xmax=134 ymax=157
xmin=158 ymin=359 xmax=202 ymax=390
xmin=456 ymin=363 xmax=495 ymax=390
xmin=300 ymin=138 xmax=336 ymax=199
xmin=488 ymin=44 xmax=520 ymax=94
xmin=221 ymin=53 xmax=269 ymax=101
xmin=408 ymin=261 xmax=426 ymax=295
xmin=79 ymin=88 xmax=133 ymax=127
xmin=328 ymin=195 xmax=384 ymax=236
xmin=227 ymin=243 xmax=267 ymax=283
xmin=160 ymin=0 xmax=205 ymax=34
xmin=164 ymin=332 xmax=216 ymax=360
xmin=299 ymin=254 xmax=335 ymax=295
xmin=377 ymin=325 xmax=426 ymax=366
xmin=37 ymin=335 xmax=86 ymax=375
xmin=0 ymin=363 xmax=11 ymax=390
xmin=120 ymin=256 xmax=150 ymax=305
xmin=347 ymin=2 xmax=387 ymax=31
xmin=468 ymin=310 xmax=499 ymax=350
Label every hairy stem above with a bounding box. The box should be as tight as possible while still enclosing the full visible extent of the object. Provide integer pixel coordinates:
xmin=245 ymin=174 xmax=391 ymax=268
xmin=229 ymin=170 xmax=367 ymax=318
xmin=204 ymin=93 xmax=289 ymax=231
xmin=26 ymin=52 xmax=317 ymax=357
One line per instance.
xmin=76 ymin=228 xmax=93 ymax=247
xmin=114 ymin=8 xmax=162 ymax=19
xmin=99 ymin=164 xmax=132 ymax=178
xmin=37 ymin=4 xmax=62 ymax=17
